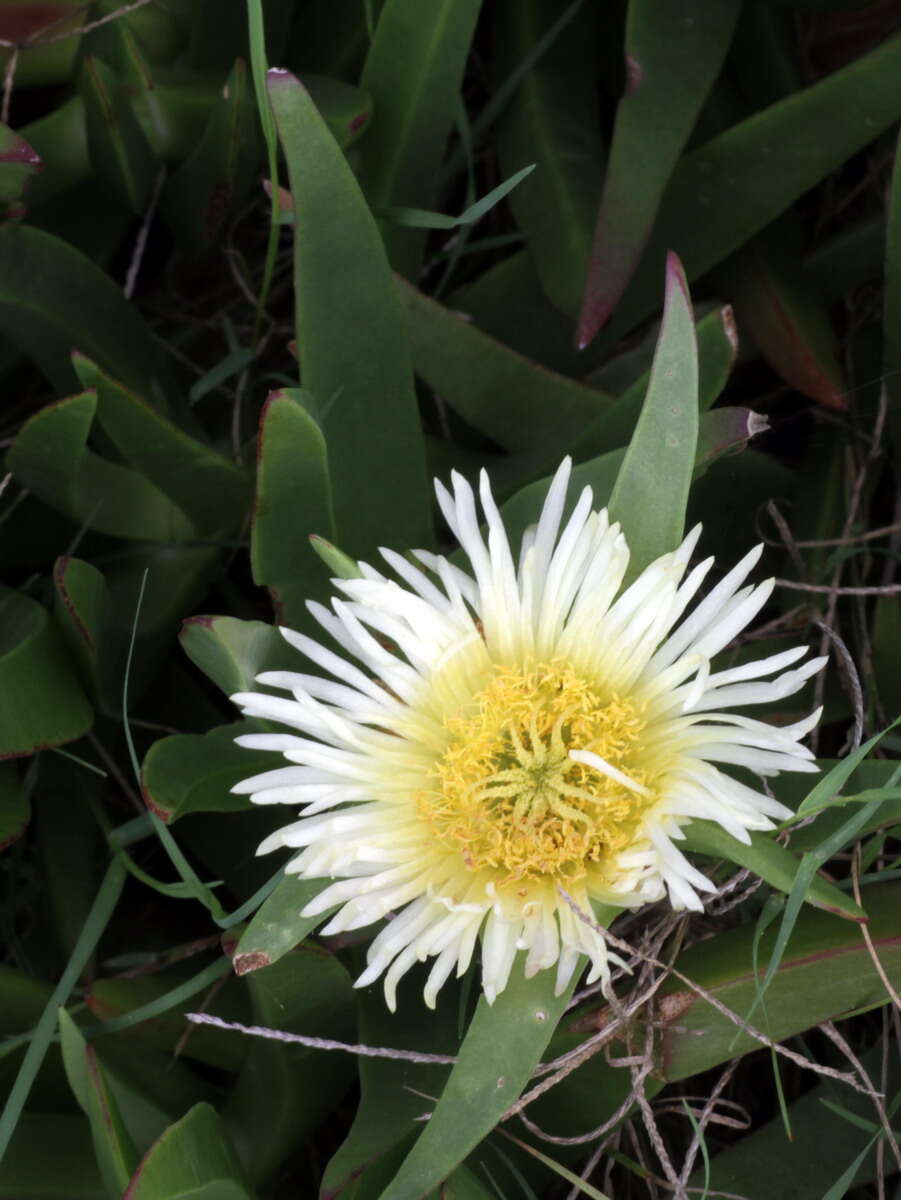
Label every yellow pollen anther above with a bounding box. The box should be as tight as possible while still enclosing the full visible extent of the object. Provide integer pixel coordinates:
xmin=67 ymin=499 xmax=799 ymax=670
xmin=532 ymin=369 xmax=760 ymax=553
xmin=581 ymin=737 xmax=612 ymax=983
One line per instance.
xmin=419 ymin=660 xmax=654 ymax=883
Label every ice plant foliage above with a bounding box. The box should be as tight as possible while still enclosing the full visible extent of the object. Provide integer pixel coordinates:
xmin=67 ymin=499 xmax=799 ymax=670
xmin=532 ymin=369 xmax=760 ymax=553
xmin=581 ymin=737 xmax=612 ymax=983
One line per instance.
xmin=232 ymin=460 xmax=824 ymax=1010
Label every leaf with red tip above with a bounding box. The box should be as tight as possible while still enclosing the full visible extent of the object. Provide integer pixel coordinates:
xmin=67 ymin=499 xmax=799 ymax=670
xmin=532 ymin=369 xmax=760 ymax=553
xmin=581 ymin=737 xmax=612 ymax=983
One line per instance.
xmin=715 ymin=230 xmax=847 ymax=409
xmin=124 ymin=1103 xmax=254 ymax=1200
xmin=8 ymin=391 xmax=197 ymax=542
xmin=180 ymin=615 xmax=297 ymax=698
xmin=0 ymin=587 xmax=93 ymax=759
xmin=141 ymin=722 xmax=274 ymax=824
xmin=0 ymin=222 xmax=177 ymax=398
xmin=577 ymin=0 xmax=741 ymax=346
xmin=596 ymin=32 xmax=901 ymax=353
xmin=58 ymin=1008 xmax=138 ymax=1198
xmin=234 ymin=874 xmax=334 ymax=975
xmin=52 ymin=556 xmax=108 ymax=704
xmin=0 ymin=121 xmax=41 ymax=216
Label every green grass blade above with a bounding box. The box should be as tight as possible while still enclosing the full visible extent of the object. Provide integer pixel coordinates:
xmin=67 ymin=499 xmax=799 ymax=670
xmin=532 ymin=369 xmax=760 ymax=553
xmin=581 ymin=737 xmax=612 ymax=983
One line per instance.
xmin=0 ymin=857 xmax=127 ymax=1162
xmin=357 ymin=0 xmax=483 ymax=276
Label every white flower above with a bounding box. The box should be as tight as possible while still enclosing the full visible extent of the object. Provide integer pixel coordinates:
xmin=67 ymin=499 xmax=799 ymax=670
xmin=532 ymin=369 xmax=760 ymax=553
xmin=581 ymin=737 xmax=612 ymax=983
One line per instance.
xmin=231 ymin=459 xmax=823 ymax=1011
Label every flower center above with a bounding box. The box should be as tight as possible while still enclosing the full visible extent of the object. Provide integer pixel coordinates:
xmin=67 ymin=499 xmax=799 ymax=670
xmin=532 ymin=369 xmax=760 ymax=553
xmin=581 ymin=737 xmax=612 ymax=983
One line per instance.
xmin=421 ymin=660 xmax=653 ymax=882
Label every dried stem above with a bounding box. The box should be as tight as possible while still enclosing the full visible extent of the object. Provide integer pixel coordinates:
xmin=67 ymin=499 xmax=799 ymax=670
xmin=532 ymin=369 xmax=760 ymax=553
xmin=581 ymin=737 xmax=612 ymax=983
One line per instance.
xmin=185 ymin=1012 xmax=457 ymax=1064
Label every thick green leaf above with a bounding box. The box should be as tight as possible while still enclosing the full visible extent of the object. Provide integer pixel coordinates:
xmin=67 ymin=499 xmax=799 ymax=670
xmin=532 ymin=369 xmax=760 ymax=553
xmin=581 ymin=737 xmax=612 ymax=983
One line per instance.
xmin=499 ymin=405 xmax=752 ymax=556
xmin=52 ymin=556 xmax=109 ymax=704
xmin=381 ymin=965 xmax=575 ymax=1200
xmin=576 ymin=304 xmax=738 ymax=459
xmin=0 ymin=588 xmax=93 ymax=758
xmin=545 ymin=881 xmax=901 ymax=1144
xmin=495 ymin=0 xmax=602 ymax=316
xmin=94 ymin=1040 xmax=218 ymax=1159
xmin=0 ymin=122 xmax=41 ymax=216
xmin=267 ymin=69 xmax=432 ymax=557
xmin=602 ymin=31 xmax=901 ymax=347
xmin=141 ymin=722 xmax=272 ymax=823
xmin=8 ymin=391 xmax=197 ymax=542
xmin=578 ymin=0 xmax=741 ymax=344
xmin=59 ymin=1008 xmax=138 ymax=1198
xmin=321 ymin=971 xmax=458 ymax=1199
xmin=124 ymin=1103 xmax=255 ymax=1200
xmin=79 ymin=55 xmax=159 ymax=214
xmin=0 ymin=1113 xmax=105 ymax=1200
xmin=180 ymin=615 xmax=296 ymax=698
xmin=682 ymin=822 xmax=865 ymax=922
xmin=398 ymin=276 xmax=614 ymax=453
xmin=0 ymin=763 xmax=28 ymax=851
xmin=0 ymin=223 xmax=176 ymax=399
xmin=655 ymin=880 xmax=901 ymax=1081
xmin=715 ymin=226 xmax=847 ymax=409
xmin=357 ymin=0 xmax=483 ymax=276
xmin=72 ymin=354 xmax=250 ymax=534
xmin=250 ymin=388 xmax=335 ymax=629
xmin=163 ymin=58 xmax=260 ymax=251
xmin=232 ymin=874 xmax=333 ymax=975
xmin=608 ymin=252 xmax=698 ymax=578
xmin=445 ymin=248 xmax=597 ymax=377
xmin=223 ymin=944 xmax=356 ymax=1184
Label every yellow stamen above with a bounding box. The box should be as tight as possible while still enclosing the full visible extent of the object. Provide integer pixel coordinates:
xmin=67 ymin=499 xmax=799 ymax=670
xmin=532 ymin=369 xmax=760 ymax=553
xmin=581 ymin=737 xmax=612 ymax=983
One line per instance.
xmin=419 ymin=660 xmax=655 ymax=883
